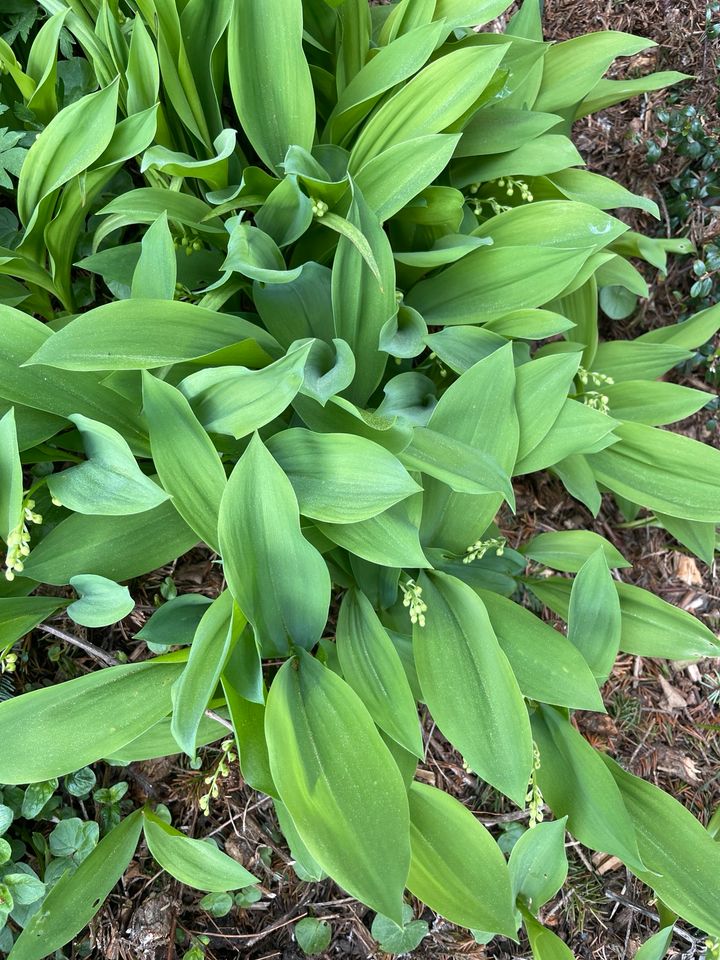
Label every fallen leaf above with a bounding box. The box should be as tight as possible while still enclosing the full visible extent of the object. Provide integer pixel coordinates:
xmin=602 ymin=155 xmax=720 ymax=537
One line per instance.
xmin=675 ymin=554 xmax=703 ymax=586
xmin=654 ymin=744 xmax=700 ymax=784
xmin=658 ymin=676 xmax=688 ymax=711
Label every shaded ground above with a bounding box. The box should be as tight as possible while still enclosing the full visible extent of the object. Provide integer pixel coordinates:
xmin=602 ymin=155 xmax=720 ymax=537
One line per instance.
xmin=7 ymin=3 xmax=720 ymax=959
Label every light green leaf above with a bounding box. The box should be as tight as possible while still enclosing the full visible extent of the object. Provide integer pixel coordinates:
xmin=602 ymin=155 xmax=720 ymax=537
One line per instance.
xmin=0 ymin=409 xmax=22 ymax=545
xmin=414 ymin=572 xmax=533 ymax=805
xmin=514 ymin=353 xmax=581 ymax=461
xmin=218 ymin=434 xmax=330 ymax=656
xmin=521 ymin=530 xmax=629 ymax=572
xmin=407 ymin=781 xmax=516 ymax=935
xmin=603 ymin=381 xmax=712 ymax=426
xmin=8 ymin=811 xmax=143 ymax=960
xmin=228 ymin=0 xmax=315 ymax=173
xmin=222 ymin=220 xmax=303 ymax=284
xmin=336 ymin=588 xmax=422 ymax=756
xmin=0 ymin=659 xmax=184 ymax=783
xmin=523 ymin=912 xmax=575 ymax=960
xmin=509 ymin=817 xmax=568 ymax=915
xmin=0 ymin=596 xmax=66 ymax=648
xmin=578 ymin=71 xmax=690 ymax=117
xmin=67 ymin=575 xmax=134 ymax=629
xmin=567 ymin=549 xmax=620 ymax=682
xmin=515 ymin=399 xmax=618 ymax=476
xmin=47 ymin=414 xmax=169 ymax=516
xmin=178 ymin=343 xmax=311 ymax=439
xmin=171 ymin=592 xmax=240 ymax=757
xmin=587 ymin=422 xmax=720 ymax=522
xmin=131 ymin=212 xmax=176 ymax=300
xmin=143 ymin=809 xmax=257 ymax=892
xmin=141 ymin=129 xmax=237 ymax=190
xmin=316 ymin=498 xmax=430 ymax=569
xmin=456 ymin=106 xmax=562 ymax=157
xmin=265 ymin=651 xmax=410 ymax=921
xmin=142 ymin=372 xmax=227 ymax=552
xmin=266 ymin=429 xmax=421 ymax=523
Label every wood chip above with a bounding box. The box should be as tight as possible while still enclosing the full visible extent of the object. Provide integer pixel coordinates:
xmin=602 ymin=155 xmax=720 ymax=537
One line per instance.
xmin=658 ymin=676 xmax=688 ymax=711
xmin=675 ymin=554 xmax=703 ymax=586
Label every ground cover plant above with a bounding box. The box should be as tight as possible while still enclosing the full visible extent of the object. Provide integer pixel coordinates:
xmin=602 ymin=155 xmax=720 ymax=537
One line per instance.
xmin=0 ymin=0 xmax=719 ymax=956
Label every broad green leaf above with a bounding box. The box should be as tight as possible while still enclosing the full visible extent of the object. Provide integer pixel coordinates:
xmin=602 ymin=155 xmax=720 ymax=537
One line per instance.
xmin=452 ymin=133 xmax=583 ymax=186
xmin=420 ymin=346 xmax=518 ymax=553
xmin=23 ymin=502 xmax=198 ymax=586
xmin=9 ymin=810 xmax=143 ymax=960
xmin=567 ymin=549 xmax=620 ymax=682
xmin=476 ymin=590 xmax=604 ymax=712
xmin=66 ymin=575 xmax=134 ymax=629
xmin=414 ymin=572 xmax=533 ymax=805
xmin=228 ymin=0 xmax=315 ymax=173
xmin=657 ymin=513 xmax=716 ymax=567
xmin=134 ymin=595 xmax=213 ymax=648
xmin=254 ymin=262 xmax=335 ymax=348
xmin=222 ymin=220 xmax=303 ymax=284
xmin=407 ymin=781 xmax=516 ymax=935
xmin=423 ymin=326 xmax=507 ymax=374
xmin=515 ymin=400 xmax=618 ymax=476
xmin=526 ymin=577 xmax=720 ymax=660
xmin=603 ymin=381 xmax=712 ymax=426
xmin=17 ymin=79 xmax=119 ymax=228
xmin=141 ymin=129 xmax=237 ymax=191
xmin=266 ymin=429 xmax=421 ymax=523
xmin=265 ymin=651 xmax=410 ymax=922
xmin=0 ymin=659 xmax=184 ymax=783
xmin=472 ymin=202 xmax=627 ymax=253
xmin=0 ymin=596 xmax=65 ymax=648
xmin=407 ymin=246 xmax=590 ymax=325
xmin=127 ymin=15 xmax=159 ymax=115
xmin=142 ymin=372 xmax=227 ymax=551
xmin=349 ymin=45 xmax=509 ymax=171
xmin=483 ymin=309 xmax=575 ymax=340
xmin=553 ymin=454 xmax=602 ymax=516
xmin=534 ymin=31 xmax=653 ymax=112
xmin=25 ymin=300 xmax=276 ymax=371
xmin=0 ymin=409 xmax=22 ymax=544
xmin=592 ymin=341 xmax=692 ymax=383
xmin=316 ymin=498 xmax=430 ymax=569
xmin=171 ymin=592 xmax=239 ymax=756
xmin=354 ymin=134 xmax=460 ymax=221
xmin=523 ymin=913 xmax=575 ymax=960
xmin=336 ymin=588 xmax=422 ymax=756
xmin=456 ymin=107 xmax=562 ymax=157
xmin=514 ymin=353 xmax=581 ymax=460
xmin=131 ymin=212 xmax=176 ymax=300
xmin=633 ymin=928 xmax=673 ymax=960
xmin=510 ymin=818 xmax=568 ymax=918
xmin=433 ymin=0 xmax=514 ymax=29
xmin=143 ymin=809 xmax=257 ymax=892
xmin=331 ymin=186 xmax=396 ymax=404
xmin=587 ymin=422 xmax=720 ymax=523
xmin=106 ymin=710 xmax=227 ymax=763
xmin=530 ymin=705 xmax=644 ymax=869
xmin=638 ymin=301 xmax=720 ymax=349
xmin=545 ymin=168 xmax=660 ymax=218
xmin=274 ymin=799 xmax=325 ymax=882
xmin=578 ymin=71 xmax=690 ymax=117
xmin=223 ymin=683 xmax=276 ymax=797
xmin=178 ymin=343 xmax=311 ymax=439
xmin=47 ymin=414 xmax=168 ymax=516
xmin=255 ymin=176 xmax=313 ymax=247
xmin=521 ymin=531 xmax=629 ymax=572
xmin=218 ymin=435 xmax=330 ymax=656
xmin=602 ymin=755 xmax=720 ymax=938
xmin=400 ymin=426 xmax=514 ymax=502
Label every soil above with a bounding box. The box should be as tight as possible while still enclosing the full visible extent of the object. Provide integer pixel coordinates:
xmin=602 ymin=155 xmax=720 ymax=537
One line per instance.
xmin=8 ymin=3 xmax=720 ymax=959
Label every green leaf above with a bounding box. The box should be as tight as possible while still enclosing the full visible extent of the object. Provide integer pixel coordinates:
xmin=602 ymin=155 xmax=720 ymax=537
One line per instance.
xmin=66 ymin=575 xmax=134 ymax=629
xmin=349 ymin=45 xmax=509 ymax=171
xmin=0 ymin=659 xmax=184 ymax=783
xmin=23 ymin=502 xmax=198 ymax=586
xmin=316 ymin=498 xmax=430 ymax=569
xmin=134 ymin=595 xmax=213 ymax=648
xmin=476 ymin=590 xmax=604 ymax=712
xmin=522 ymin=531 xmax=629 ymax=572
xmin=266 ymin=429 xmax=421 ymax=523
xmin=566 ymin=549 xmax=620 ymax=683
xmin=178 ymin=343 xmax=312 ymax=439
xmin=523 ymin=912 xmax=575 ymax=960
xmin=218 ymin=434 xmax=330 ymax=656
xmin=141 ymin=129 xmax=237 ymax=191
xmin=578 ymin=71 xmax=690 ymax=117
xmin=407 ymin=245 xmax=590 ymax=326
xmin=142 ymin=809 xmax=257 ymax=892
xmin=414 ymin=572 xmax=533 ymax=805
xmin=515 ymin=399 xmax=617 ymax=476
xmin=602 ymin=381 xmax=712 ymax=427
xmin=530 ymin=705 xmax=644 ymax=870
xmin=371 ymin=905 xmax=428 ymax=954
xmin=8 ymin=810 xmax=143 ymax=960
xmin=0 ymin=409 xmax=22 ymax=545
xmin=406 ymin=781 xmax=516 ymax=935
xmin=456 ymin=106 xmax=562 ymax=157
xmin=331 ymin=185 xmax=396 ymax=404
xmin=295 ymin=917 xmax=332 ymax=956
xmin=107 ymin=710 xmax=228 ymax=764
xmin=0 ymin=596 xmax=66 ymax=648
xmin=25 ymin=299 xmax=276 ymax=371
xmin=588 ymin=422 xmax=720 ymax=522
xmin=131 ymin=212 xmax=176 ymax=300
xmin=17 ymin=79 xmax=119 ymax=228
xmin=222 ymin=220 xmax=303 ymax=284
xmin=171 ymin=592 xmax=239 ymax=757
xmin=514 ymin=353 xmax=581 ymax=461
xmin=656 ymin=513 xmax=716 ymax=567
xmin=336 ymin=588 xmax=422 ymax=756
xmin=420 ymin=346 xmax=518 ymax=554
xmin=592 ymin=341 xmax=691 ymax=383
xmin=509 ymin=817 xmax=568 ymax=914
xmin=47 ymin=414 xmax=169 ymax=516
xmin=142 ymin=372 xmax=227 ymax=552
xmin=602 ymin=754 xmax=720 ymax=938
xmin=633 ymin=928 xmax=673 ymax=960
xmin=228 ymin=0 xmax=315 ymax=173
xmin=265 ymin=651 xmax=410 ymax=922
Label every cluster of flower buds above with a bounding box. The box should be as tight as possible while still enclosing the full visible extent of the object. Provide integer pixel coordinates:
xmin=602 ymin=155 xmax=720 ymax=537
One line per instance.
xmin=175 ymin=233 xmax=203 ymax=256
xmin=578 ymin=367 xmax=615 ymax=416
xmin=311 ymin=198 xmax=329 ymax=218
xmin=462 ymin=536 xmax=506 ymax=565
xmin=0 ymin=651 xmax=17 ymax=674
xmin=496 ymin=177 xmax=534 ymax=203
xmin=199 ymin=739 xmax=237 ymax=814
xmin=527 ymin=742 xmax=545 ymax=828
xmin=401 ymin=578 xmax=427 ymax=628
xmin=4 ymin=498 xmax=42 ymax=582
